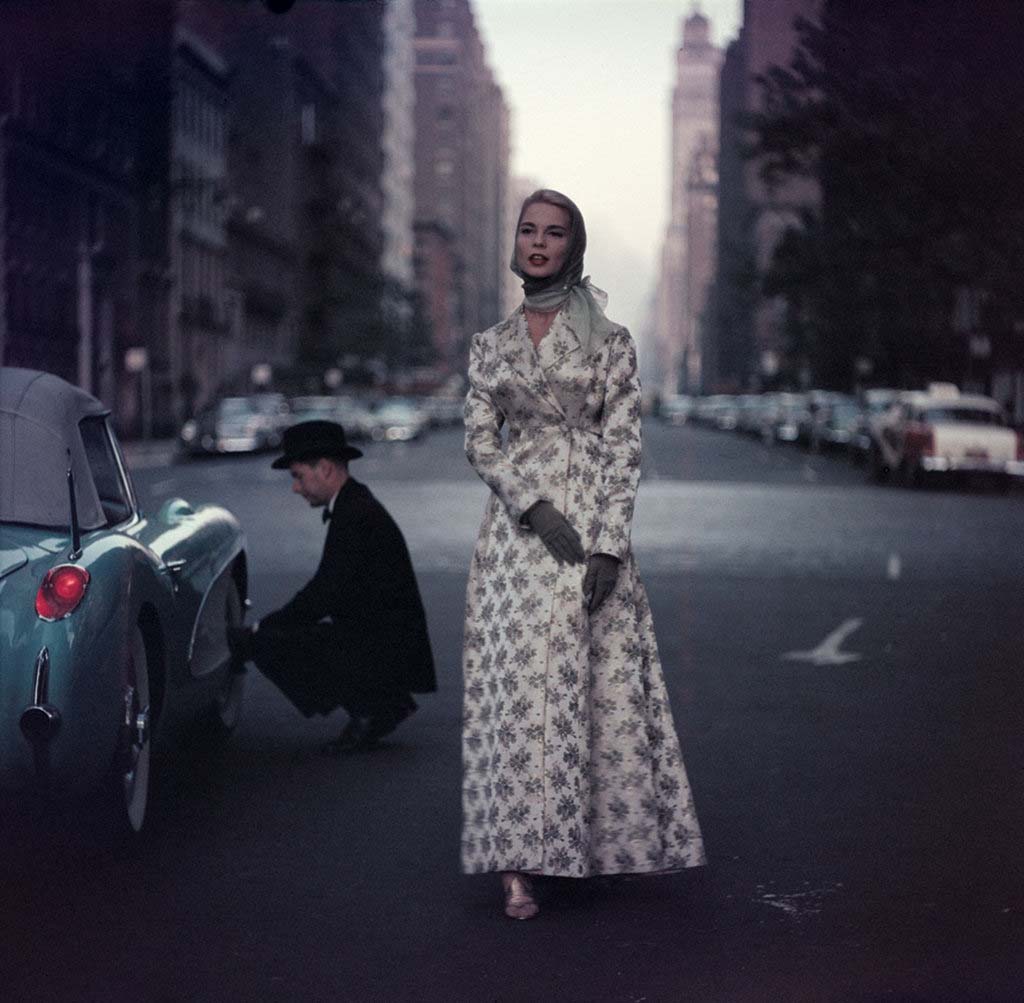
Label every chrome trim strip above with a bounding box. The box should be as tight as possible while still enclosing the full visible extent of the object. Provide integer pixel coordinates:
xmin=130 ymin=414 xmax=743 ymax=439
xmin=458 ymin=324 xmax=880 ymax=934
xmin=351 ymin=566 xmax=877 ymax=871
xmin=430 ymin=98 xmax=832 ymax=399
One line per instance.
xmin=33 ymin=646 xmax=50 ymax=704
xmin=107 ymin=417 xmax=140 ymax=519
xmin=21 ymin=646 xmax=62 ymax=745
xmin=186 ymin=543 xmax=245 ymax=676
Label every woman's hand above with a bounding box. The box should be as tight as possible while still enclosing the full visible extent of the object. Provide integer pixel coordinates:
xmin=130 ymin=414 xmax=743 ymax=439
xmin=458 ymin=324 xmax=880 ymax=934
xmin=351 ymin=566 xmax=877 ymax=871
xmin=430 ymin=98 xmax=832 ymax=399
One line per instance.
xmin=583 ymin=553 xmax=620 ymax=613
xmin=525 ymin=501 xmax=585 ymax=565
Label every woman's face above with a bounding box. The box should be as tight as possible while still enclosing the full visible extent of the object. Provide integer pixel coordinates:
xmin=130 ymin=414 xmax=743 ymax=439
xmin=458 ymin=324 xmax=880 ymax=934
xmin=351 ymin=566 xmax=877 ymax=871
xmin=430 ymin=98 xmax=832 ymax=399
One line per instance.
xmin=515 ymin=201 xmax=571 ymax=280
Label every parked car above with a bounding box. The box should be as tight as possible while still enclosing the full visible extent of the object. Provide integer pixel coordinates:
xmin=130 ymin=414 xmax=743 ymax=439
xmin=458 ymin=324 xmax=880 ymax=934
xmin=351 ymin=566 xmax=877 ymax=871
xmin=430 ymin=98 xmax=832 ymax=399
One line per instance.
xmin=365 ymin=397 xmax=429 ymax=442
xmin=1 ymin=368 xmax=248 ymax=839
xmin=420 ymin=395 xmax=465 ymax=428
xmin=287 ymin=395 xmax=373 ymax=441
xmin=660 ymin=394 xmax=693 ymax=426
xmin=805 ymin=394 xmax=859 ymax=452
xmin=693 ymin=394 xmax=738 ymax=430
xmin=869 ymin=383 xmax=1024 ymax=488
xmin=179 ymin=394 xmax=290 ymax=457
xmin=732 ymin=394 xmax=763 ymax=436
xmin=848 ymin=388 xmax=900 ymax=465
xmin=764 ymin=392 xmax=809 ymax=443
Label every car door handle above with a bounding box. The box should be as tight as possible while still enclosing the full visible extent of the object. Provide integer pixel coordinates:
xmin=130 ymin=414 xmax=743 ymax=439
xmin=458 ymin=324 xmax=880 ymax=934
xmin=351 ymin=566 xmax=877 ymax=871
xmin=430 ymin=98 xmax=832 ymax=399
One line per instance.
xmin=162 ymin=558 xmax=187 ymax=575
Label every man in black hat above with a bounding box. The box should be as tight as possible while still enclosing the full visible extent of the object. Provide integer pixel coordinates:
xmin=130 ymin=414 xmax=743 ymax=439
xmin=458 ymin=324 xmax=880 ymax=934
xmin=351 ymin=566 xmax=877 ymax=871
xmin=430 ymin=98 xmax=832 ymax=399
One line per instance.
xmin=228 ymin=420 xmax=436 ymax=753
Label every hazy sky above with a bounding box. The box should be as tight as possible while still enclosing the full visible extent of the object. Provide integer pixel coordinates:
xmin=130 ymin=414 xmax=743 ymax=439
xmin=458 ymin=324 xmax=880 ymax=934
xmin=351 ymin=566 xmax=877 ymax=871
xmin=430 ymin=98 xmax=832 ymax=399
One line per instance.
xmin=473 ymin=0 xmax=742 ymax=333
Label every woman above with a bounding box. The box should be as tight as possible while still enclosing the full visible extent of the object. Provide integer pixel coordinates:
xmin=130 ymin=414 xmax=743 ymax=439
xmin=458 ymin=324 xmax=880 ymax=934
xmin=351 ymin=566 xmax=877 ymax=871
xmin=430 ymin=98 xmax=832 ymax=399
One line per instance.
xmin=462 ymin=190 xmax=705 ymax=920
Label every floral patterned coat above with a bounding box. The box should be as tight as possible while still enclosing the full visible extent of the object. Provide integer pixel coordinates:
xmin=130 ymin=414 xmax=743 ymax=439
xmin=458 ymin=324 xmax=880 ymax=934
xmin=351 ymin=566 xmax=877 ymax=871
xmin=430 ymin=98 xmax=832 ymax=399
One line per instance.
xmin=461 ymin=305 xmax=706 ymax=877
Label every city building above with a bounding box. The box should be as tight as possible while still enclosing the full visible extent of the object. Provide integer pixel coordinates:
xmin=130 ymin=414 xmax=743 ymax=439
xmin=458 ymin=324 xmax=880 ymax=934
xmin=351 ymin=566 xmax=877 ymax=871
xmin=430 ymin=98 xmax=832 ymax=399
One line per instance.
xmin=713 ymin=0 xmax=820 ymax=390
xmin=0 ymin=2 xmax=153 ymax=431
xmin=2 ymin=0 xmax=396 ymax=431
xmin=654 ymin=8 xmax=722 ymax=396
xmin=413 ymin=0 xmax=509 ymax=372
xmin=710 ymin=29 xmax=755 ymax=391
xmin=380 ymin=0 xmax=418 ymax=356
xmin=167 ymin=23 xmax=231 ymax=422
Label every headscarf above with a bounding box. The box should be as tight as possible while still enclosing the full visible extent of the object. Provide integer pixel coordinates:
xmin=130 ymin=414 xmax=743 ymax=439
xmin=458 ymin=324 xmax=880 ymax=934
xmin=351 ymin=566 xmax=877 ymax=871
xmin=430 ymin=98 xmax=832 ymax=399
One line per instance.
xmin=510 ymin=189 xmax=618 ymax=356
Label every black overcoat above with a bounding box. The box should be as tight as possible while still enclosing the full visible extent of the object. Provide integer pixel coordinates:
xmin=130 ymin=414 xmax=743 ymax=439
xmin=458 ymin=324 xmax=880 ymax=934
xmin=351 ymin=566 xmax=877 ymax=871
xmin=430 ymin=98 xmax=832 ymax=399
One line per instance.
xmin=256 ymin=477 xmax=436 ymax=715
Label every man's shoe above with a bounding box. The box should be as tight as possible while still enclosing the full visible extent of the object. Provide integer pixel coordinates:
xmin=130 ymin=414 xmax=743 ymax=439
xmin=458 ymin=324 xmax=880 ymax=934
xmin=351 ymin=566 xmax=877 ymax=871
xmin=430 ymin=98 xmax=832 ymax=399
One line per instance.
xmin=323 ymin=715 xmax=374 ymax=756
xmin=323 ymin=699 xmax=417 ymax=756
xmin=363 ymin=698 xmax=417 ymax=745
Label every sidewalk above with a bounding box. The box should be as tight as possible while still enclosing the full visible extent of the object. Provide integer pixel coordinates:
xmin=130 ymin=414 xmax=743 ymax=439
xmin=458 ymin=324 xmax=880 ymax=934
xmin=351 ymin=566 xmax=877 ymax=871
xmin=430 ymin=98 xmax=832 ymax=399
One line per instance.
xmin=121 ymin=437 xmax=179 ymax=471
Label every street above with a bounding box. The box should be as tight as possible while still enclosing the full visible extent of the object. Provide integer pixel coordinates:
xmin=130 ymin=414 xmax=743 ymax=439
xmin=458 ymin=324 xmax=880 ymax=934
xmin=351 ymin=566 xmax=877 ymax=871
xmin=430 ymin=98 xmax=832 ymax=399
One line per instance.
xmin=4 ymin=422 xmax=1023 ymax=1002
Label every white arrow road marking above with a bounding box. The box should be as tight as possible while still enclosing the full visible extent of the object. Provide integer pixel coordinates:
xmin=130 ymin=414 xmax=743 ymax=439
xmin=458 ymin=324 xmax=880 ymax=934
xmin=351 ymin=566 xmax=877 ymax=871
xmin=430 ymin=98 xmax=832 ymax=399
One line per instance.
xmin=782 ymin=618 xmax=864 ymax=666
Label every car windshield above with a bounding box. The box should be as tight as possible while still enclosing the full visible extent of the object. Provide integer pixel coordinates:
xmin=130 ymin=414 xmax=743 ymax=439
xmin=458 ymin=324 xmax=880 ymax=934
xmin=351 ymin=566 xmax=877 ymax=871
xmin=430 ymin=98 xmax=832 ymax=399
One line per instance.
xmin=218 ymin=399 xmax=255 ymax=416
xmin=829 ymin=403 xmax=859 ymax=420
xmin=922 ymin=407 xmax=1004 ymax=425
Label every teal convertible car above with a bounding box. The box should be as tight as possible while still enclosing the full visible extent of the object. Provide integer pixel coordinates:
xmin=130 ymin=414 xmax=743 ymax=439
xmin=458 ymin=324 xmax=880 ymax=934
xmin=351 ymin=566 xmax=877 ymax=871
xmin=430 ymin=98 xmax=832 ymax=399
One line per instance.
xmin=0 ymin=368 xmax=248 ymax=838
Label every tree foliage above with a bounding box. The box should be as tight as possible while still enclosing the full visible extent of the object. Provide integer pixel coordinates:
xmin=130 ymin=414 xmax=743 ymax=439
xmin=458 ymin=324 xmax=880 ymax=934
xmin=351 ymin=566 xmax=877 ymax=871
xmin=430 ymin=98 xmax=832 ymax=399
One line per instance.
xmin=747 ymin=0 xmax=1024 ymax=388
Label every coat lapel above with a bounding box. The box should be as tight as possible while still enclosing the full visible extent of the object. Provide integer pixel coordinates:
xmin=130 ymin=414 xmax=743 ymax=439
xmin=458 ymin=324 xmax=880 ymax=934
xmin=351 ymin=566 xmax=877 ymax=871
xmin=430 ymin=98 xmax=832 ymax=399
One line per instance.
xmin=499 ymin=310 xmax=567 ymax=418
xmin=537 ymin=308 xmax=584 ymax=370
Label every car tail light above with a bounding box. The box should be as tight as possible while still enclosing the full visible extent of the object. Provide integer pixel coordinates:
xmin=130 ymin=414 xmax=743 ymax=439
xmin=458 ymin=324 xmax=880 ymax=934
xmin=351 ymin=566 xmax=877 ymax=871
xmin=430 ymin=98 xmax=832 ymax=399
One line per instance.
xmin=35 ymin=564 xmax=90 ymax=621
xmin=905 ymin=422 xmax=934 ymax=456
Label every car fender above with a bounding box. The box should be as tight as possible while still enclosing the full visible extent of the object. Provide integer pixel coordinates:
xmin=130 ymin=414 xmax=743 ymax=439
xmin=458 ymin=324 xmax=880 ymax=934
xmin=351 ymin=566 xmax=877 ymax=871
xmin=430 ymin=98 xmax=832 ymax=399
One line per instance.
xmin=127 ymin=501 xmax=246 ymax=685
xmin=0 ymin=530 xmax=172 ymax=800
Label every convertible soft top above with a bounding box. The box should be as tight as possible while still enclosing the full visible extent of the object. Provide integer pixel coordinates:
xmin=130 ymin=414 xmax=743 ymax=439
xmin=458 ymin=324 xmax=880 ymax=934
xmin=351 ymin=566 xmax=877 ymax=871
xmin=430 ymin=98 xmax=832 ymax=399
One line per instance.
xmin=0 ymin=367 xmax=108 ymax=530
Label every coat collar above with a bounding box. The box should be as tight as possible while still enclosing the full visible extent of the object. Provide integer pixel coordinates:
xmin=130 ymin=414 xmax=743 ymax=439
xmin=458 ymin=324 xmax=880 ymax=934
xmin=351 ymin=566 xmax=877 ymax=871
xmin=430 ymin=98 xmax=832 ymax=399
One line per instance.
xmin=325 ymin=476 xmax=363 ymax=523
xmin=497 ymin=308 xmax=583 ymax=418
xmin=500 ymin=309 xmax=566 ymax=417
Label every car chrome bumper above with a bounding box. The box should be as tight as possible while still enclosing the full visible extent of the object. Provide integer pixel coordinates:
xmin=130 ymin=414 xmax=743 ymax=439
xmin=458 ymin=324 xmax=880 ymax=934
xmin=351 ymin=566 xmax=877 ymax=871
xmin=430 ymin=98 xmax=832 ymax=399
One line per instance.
xmin=218 ymin=436 xmax=260 ymax=452
xmin=920 ymin=457 xmax=1024 ymax=475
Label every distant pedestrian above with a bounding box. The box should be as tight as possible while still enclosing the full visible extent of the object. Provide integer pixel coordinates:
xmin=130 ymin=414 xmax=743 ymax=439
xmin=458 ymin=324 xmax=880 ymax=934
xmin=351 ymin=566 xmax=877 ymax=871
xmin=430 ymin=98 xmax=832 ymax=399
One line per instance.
xmin=461 ymin=190 xmax=705 ymax=920
xmin=228 ymin=420 xmax=436 ymax=753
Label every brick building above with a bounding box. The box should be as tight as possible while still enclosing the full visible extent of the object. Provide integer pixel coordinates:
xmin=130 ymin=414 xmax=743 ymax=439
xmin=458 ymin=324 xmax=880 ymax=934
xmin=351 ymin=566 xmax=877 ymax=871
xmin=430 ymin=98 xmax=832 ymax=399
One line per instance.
xmin=412 ymin=0 xmax=509 ymax=372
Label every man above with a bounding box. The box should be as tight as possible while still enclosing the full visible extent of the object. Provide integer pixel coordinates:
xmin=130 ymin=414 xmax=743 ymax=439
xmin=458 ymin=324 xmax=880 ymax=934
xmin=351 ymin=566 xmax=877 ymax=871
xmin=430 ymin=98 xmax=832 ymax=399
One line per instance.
xmin=229 ymin=420 xmax=436 ymax=753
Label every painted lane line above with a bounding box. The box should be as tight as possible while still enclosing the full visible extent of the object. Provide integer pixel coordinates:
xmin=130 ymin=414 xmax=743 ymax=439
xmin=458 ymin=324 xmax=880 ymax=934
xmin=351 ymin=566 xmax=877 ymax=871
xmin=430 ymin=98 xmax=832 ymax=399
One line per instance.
xmin=782 ymin=617 xmax=863 ymax=666
xmin=887 ymin=553 xmax=901 ymax=580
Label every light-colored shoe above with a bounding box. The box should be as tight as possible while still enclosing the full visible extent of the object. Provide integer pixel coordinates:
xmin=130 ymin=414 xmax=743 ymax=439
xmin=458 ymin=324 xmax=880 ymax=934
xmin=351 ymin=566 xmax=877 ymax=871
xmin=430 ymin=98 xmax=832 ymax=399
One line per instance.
xmin=501 ymin=872 xmax=539 ymax=920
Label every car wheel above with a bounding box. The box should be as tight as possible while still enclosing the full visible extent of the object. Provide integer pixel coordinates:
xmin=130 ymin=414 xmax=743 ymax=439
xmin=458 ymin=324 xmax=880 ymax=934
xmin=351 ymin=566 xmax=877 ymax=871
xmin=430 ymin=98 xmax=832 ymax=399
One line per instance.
xmin=200 ymin=579 xmax=246 ymax=741
xmin=867 ymin=444 xmax=888 ymax=483
xmin=85 ymin=624 xmax=152 ymax=843
xmin=900 ymin=460 xmax=923 ymax=490
xmin=119 ymin=625 xmax=152 ymax=833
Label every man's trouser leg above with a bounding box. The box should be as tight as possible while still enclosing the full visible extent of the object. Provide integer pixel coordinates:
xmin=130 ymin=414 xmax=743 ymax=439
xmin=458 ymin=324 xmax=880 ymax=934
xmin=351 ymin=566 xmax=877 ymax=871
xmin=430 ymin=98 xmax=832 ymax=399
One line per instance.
xmin=252 ymin=623 xmax=410 ymax=719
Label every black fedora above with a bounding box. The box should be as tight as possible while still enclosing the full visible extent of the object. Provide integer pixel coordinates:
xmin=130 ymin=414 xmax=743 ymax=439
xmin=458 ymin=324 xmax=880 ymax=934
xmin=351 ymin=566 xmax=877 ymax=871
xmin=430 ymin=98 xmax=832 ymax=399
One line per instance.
xmin=271 ymin=420 xmax=363 ymax=468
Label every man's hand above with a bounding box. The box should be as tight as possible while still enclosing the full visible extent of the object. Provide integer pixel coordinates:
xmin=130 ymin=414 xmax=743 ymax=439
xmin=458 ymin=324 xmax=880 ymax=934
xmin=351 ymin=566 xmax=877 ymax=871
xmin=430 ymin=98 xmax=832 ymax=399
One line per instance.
xmin=525 ymin=501 xmax=585 ymax=565
xmin=583 ymin=553 xmax=620 ymax=613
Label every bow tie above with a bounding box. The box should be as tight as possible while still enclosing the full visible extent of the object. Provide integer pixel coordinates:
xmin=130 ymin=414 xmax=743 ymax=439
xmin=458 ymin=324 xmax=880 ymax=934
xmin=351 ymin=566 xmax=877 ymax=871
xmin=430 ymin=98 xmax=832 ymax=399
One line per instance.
xmin=322 ymin=508 xmax=331 ymax=524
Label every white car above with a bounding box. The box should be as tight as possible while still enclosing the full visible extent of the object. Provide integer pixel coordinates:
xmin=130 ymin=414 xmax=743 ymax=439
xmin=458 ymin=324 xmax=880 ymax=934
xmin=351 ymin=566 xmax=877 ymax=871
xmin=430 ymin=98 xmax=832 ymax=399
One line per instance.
xmin=869 ymin=383 xmax=1024 ymax=488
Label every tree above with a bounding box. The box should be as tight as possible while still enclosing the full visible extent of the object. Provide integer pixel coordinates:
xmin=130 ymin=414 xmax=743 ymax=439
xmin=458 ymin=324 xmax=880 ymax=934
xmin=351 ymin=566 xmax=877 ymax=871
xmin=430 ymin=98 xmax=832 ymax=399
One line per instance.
xmin=748 ymin=0 xmax=1024 ymax=389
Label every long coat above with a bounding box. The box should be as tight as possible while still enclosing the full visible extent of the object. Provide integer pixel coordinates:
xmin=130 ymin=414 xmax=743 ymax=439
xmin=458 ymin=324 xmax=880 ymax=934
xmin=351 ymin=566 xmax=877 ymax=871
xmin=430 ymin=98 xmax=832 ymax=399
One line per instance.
xmin=461 ymin=306 xmax=706 ymax=877
xmin=256 ymin=477 xmax=436 ymax=716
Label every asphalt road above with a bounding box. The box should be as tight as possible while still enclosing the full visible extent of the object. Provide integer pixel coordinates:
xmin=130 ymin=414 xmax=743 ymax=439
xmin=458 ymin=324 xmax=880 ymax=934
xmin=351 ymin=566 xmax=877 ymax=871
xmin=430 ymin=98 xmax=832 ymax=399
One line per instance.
xmin=3 ymin=422 xmax=1023 ymax=1002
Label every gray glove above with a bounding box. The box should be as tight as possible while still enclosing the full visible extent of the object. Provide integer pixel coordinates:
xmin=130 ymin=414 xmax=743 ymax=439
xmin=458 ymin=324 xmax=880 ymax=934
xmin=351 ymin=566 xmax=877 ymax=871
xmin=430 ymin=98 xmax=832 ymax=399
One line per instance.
xmin=583 ymin=553 xmax=620 ymax=613
xmin=525 ymin=501 xmax=585 ymax=565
